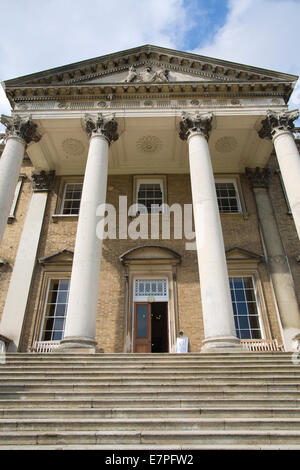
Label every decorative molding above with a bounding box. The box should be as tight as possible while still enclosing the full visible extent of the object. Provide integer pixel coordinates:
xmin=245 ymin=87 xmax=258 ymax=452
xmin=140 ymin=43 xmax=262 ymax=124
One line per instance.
xmin=1 ymin=114 xmax=41 ymax=145
xmin=179 ymin=111 xmax=213 ymax=141
xmin=39 ymin=249 xmax=74 ymax=266
xmin=62 ymin=138 xmax=85 ymax=156
xmin=136 ymin=135 xmax=163 ymax=153
xmin=245 ymin=167 xmax=271 ymax=189
xmin=31 ymin=170 xmax=55 ymax=192
xmin=258 ymin=109 xmax=299 ymax=140
xmin=215 ymin=136 xmax=237 ymax=153
xmin=84 ymin=113 xmax=119 ymax=144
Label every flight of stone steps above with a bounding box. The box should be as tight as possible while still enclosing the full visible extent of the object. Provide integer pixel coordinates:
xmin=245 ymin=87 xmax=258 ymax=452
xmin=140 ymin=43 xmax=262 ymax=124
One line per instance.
xmin=0 ymin=352 xmax=300 ymax=449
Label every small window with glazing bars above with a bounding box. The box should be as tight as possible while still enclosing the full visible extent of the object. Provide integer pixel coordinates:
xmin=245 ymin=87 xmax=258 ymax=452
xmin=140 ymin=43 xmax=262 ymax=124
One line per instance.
xmin=215 ymin=179 xmax=242 ymax=213
xmin=62 ymin=183 xmax=83 ymax=215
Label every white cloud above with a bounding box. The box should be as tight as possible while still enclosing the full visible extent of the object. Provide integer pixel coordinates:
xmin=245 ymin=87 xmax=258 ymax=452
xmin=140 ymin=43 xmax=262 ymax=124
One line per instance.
xmin=0 ymin=0 xmax=189 ymax=130
xmin=195 ymin=0 xmax=300 ymax=116
xmin=1 ymin=0 xmax=299 ymax=132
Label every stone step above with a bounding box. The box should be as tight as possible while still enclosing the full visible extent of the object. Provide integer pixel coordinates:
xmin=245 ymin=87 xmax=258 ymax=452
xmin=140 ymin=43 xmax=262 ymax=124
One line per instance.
xmin=1 ymin=381 xmax=298 ymax=391
xmin=0 ymin=429 xmax=300 ymax=446
xmin=1 ymin=407 xmax=300 ymax=419
xmin=0 ymin=397 xmax=299 ymax=408
xmin=1 ymin=371 xmax=300 ymax=380
xmin=2 ymin=417 xmax=300 ymax=432
xmin=1 ymin=358 xmax=297 ymax=367
xmin=0 ymin=387 xmax=299 ymax=399
xmin=0 ymin=360 xmax=300 ymax=374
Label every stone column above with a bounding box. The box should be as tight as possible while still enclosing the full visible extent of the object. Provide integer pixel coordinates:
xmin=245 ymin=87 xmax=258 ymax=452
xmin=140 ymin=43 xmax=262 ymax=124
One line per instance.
xmin=0 ymin=171 xmax=55 ymax=351
xmin=0 ymin=115 xmax=40 ymax=247
xmin=246 ymin=167 xmax=300 ymax=351
xmin=60 ymin=114 xmax=118 ymax=351
xmin=179 ymin=112 xmax=241 ymax=351
xmin=259 ymin=109 xmax=300 ymax=239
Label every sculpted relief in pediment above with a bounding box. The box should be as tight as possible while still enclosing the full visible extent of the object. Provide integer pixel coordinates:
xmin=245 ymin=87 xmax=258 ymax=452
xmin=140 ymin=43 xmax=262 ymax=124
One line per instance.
xmin=124 ymin=65 xmax=169 ymax=83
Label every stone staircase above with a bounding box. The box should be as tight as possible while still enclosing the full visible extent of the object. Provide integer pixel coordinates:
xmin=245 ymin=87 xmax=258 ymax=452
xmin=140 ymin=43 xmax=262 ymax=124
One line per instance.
xmin=0 ymin=352 xmax=300 ymax=449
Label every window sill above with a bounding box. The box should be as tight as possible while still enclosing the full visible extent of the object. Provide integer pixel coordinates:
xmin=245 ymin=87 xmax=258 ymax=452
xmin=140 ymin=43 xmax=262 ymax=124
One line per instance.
xmin=52 ymin=214 xmax=79 ymax=223
xmin=220 ymin=212 xmax=249 ymax=220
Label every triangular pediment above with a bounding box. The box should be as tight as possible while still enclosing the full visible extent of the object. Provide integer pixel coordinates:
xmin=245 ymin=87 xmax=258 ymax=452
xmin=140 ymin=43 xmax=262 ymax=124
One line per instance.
xmin=226 ymin=247 xmax=263 ymax=262
xmin=4 ymin=44 xmax=297 ymax=88
xmin=39 ymin=250 xmax=73 ymax=266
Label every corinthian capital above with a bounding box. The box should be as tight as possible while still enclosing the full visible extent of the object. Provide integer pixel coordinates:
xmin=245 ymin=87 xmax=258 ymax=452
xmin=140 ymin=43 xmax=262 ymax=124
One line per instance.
xmin=31 ymin=170 xmax=55 ymax=192
xmin=258 ymin=109 xmax=299 ymax=140
xmin=246 ymin=167 xmax=271 ymax=189
xmin=1 ymin=114 xmax=41 ymax=144
xmin=84 ymin=113 xmax=118 ymax=144
xmin=179 ymin=112 xmax=213 ymax=141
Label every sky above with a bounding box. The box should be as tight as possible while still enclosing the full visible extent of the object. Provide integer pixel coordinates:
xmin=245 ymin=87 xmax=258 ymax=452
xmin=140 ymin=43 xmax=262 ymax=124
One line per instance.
xmin=0 ymin=0 xmax=299 ymax=129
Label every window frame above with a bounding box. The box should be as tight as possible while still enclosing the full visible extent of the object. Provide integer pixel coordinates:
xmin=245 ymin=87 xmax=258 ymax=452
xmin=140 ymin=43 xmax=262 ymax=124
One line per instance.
xmin=214 ymin=177 xmax=243 ymax=214
xmin=53 ymin=176 xmax=84 ymax=220
xmin=7 ymin=174 xmax=26 ymax=224
xmin=133 ymin=175 xmax=167 ymax=215
xmin=228 ymin=267 xmax=271 ymax=341
xmin=61 ymin=182 xmax=83 ymax=215
xmin=39 ymin=278 xmax=70 ymax=342
xmin=229 ymin=274 xmax=263 ymax=340
xmin=31 ymin=265 xmax=72 ymax=349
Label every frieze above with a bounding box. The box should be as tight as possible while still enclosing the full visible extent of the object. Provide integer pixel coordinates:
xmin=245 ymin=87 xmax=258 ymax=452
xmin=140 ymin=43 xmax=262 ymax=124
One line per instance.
xmin=13 ymin=96 xmax=285 ymax=112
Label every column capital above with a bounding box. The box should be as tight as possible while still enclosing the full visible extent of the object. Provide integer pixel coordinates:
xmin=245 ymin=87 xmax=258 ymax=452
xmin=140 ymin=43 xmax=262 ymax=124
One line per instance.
xmin=179 ymin=112 xmax=213 ymax=141
xmin=246 ymin=167 xmax=271 ymax=189
xmin=31 ymin=170 xmax=55 ymax=192
xmin=1 ymin=114 xmax=41 ymax=145
xmin=258 ymin=109 xmax=299 ymax=140
xmin=84 ymin=113 xmax=118 ymax=144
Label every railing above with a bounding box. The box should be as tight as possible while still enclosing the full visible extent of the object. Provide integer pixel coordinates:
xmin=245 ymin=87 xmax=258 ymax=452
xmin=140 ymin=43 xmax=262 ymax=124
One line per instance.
xmin=241 ymin=339 xmax=284 ymax=352
xmin=31 ymin=341 xmax=61 ymax=353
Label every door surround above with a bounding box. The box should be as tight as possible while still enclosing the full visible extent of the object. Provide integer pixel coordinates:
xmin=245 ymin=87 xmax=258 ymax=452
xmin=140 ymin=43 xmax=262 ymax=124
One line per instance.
xmin=120 ymin=245 xmax=181 ymax=353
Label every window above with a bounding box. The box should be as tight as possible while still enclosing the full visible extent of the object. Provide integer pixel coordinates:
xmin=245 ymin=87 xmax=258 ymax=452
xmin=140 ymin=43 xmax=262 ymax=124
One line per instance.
xmin=230 ymin=276 xmax=261 ymax=339
xmin=136 ymin=179 xmax=164 ymax=214
xmin=61 ymin=183 xmax=83 ymax=215
xmin=215 ymin=179 xmax=242 ymax=213
xmin=40 ymin=279 xmax=70 ymax=341
xmin=134 ymin=279 xmax=168 ymax=299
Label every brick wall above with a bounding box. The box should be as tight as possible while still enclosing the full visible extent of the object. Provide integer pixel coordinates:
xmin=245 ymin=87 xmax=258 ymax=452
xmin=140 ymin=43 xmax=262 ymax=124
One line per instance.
xmin=1 ymin=166 xmax=298 ymax=352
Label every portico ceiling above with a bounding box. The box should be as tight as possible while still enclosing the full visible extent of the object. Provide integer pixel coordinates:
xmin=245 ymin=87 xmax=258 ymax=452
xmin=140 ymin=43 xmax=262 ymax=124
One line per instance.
xmin=26 ymin=112 xmax=273 ymax=175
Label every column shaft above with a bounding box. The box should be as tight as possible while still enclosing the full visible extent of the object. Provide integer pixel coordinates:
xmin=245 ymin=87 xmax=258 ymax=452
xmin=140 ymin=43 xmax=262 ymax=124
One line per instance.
xmin=60 ymin=134 xmax=109 ymax=350
xmin=188 ymin=132 xmax=240 ymax=351
xmin=0 ymin=137 xmax=25 ymax=245
xmin=273 ymin=131 xmax=300 ymax=238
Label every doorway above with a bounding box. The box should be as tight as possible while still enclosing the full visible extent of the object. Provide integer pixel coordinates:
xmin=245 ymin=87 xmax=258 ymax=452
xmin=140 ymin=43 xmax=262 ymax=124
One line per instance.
xmin=134 ymin=301 xmax=169 ymax=353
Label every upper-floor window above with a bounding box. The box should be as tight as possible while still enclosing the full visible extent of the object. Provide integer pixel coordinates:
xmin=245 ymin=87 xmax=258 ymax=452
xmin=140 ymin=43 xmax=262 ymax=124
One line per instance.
xmin=61 ymin=183 xmax=83 ymax=215
xmin=136 ymin=178 xmax=164 ymax=214
xmin=215 ymin=179 xmax=242 ymax=213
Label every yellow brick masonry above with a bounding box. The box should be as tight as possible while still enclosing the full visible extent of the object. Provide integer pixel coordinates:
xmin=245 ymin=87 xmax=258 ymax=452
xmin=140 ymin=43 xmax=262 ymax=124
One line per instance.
xmin=0 ymin=168 xmax=293 ymax=352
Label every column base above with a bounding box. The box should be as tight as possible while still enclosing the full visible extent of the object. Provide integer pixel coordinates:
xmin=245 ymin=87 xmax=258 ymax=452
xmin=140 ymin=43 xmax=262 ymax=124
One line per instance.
xmin=57 ymin=336 xmax=97 ymax=354
xmin=201 ymin=336 xmax=243 ymax=353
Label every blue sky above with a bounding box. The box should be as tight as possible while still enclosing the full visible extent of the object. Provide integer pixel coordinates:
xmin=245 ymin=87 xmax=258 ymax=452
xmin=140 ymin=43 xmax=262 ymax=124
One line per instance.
xmin=0 ymin=0 xmax=299 ymax=127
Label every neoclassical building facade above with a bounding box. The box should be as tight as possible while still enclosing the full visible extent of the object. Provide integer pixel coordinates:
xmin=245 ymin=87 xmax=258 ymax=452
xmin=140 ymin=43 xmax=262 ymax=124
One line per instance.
xmin=0 ymin=45 xmax=300 ymax=354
